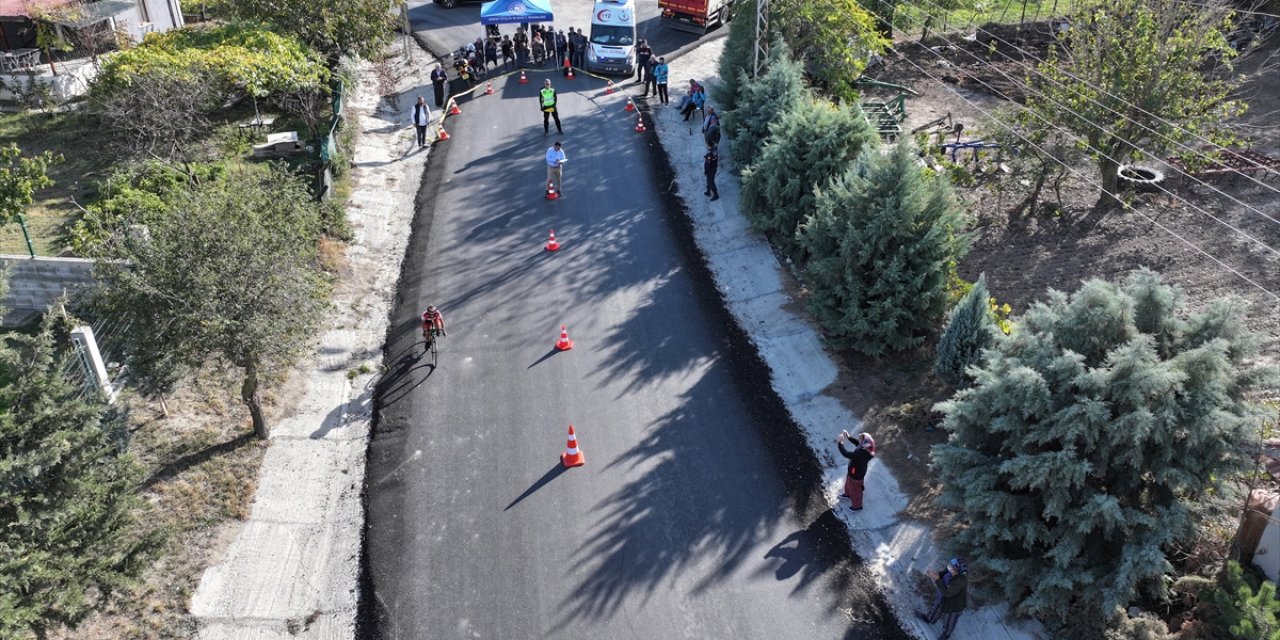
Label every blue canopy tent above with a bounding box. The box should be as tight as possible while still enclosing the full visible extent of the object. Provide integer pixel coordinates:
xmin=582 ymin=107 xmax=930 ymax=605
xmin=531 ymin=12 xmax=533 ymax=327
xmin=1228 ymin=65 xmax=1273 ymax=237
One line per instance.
xmin=479 ymin=0 xmax=554 ymax=24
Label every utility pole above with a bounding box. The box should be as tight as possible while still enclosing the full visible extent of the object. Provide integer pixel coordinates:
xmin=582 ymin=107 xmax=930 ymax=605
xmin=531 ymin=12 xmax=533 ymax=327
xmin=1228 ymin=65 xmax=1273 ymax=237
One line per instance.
xmin=753 ymin=0 xmax=769 ymax=77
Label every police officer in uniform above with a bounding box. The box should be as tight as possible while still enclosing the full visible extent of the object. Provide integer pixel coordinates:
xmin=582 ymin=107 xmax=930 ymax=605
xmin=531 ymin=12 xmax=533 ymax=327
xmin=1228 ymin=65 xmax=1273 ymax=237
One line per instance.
xmin=539 ymin=79 xmax=563 ymax=136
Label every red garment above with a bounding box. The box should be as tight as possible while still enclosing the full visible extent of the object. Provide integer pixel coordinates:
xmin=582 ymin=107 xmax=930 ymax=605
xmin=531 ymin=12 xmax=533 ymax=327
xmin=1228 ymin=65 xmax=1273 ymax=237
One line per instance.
xmin=844 ymin=476 xmax=865 ymax=510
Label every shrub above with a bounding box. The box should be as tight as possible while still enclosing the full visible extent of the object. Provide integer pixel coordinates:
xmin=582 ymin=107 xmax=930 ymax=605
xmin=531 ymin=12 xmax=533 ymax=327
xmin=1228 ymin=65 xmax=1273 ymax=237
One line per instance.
xmin=1208 ymin=561 xmax=1280 ymax=640
xmin=935 ymin=273 xmax=997 ymax=387
xmin=931 ymin=269 xmax=1275 ymax=631
xmin=797 ymin=141 xmax=968 ymax=355
xmin=739 ymin=97 xmax=878 ymax=256
xmin=721 ymin=40 xmax=807 ymax=171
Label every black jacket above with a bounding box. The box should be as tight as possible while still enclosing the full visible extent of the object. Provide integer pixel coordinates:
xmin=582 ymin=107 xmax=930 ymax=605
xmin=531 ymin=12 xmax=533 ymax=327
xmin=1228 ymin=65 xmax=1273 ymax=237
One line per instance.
xmin=837 ymin=441 xmax=873 ymax=480
xmin=936 ymin=570 xmax=968 ymax=614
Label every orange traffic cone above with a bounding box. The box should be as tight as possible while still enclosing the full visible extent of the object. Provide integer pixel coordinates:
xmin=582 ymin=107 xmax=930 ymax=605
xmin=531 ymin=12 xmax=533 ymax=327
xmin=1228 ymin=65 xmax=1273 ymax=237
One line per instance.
xmin=555 ymin=325 xmax=573 ymax=351
xmin=437 ymin=125 xmax=450 ymax=141
xmin=485 ymin=80 xmax=495 ymax=95
xmin=634 ymin=114 xmax=646 ymax=133
xmin=449 ymin=101 xmax=462 ymax=116
xmin=566 ymin=66 xmax=575 ymax=80
xmin=545 ymin=180 xmax=559 ymax=200
xmin=606 ymin=80 xmax=615 ymax=94
xmin=625 ymin=97 xmax=635 ymax=112
xmin=545 ymin=229 xmax=560 ymax=251
xmin=561 ymin=424 xmax=585 ymax=468
xmin=519 ymin=69 xmax=529 ymax=84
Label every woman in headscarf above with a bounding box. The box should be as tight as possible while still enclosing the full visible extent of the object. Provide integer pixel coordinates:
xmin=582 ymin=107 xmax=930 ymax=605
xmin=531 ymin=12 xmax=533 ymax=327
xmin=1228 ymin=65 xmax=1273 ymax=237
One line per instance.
xmin=836 ymin=430 xmax=875 ymax=511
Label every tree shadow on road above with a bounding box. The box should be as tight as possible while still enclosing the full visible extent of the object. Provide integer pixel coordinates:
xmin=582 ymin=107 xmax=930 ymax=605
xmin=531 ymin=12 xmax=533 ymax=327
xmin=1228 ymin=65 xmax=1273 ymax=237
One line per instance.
xmin=551 ymin=371 xmax=877 ymax=634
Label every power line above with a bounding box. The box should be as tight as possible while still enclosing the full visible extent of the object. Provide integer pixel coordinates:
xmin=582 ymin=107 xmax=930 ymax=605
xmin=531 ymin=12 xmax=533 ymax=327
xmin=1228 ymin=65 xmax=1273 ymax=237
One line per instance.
xmin=906 ymin=0 xmax=1280 ymax=195
xmin=858 ymin=2 xmax=1280 ymax=260
xmin=750 ymin=0 xmax=1280 ymax=301
xmin=876 ymin=45 xmax=1280 ymax=303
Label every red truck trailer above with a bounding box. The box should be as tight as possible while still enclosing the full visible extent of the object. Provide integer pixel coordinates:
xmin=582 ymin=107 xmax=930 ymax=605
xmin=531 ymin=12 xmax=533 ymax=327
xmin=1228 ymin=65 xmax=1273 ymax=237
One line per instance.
xmin=659 ymin=0 xmax=737 ymax=33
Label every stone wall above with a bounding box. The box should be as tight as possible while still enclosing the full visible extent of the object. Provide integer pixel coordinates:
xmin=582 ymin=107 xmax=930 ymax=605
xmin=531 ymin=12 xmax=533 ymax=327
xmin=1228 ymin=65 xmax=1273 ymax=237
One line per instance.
xmin=0 ymin=255 xmax=95 ymax=323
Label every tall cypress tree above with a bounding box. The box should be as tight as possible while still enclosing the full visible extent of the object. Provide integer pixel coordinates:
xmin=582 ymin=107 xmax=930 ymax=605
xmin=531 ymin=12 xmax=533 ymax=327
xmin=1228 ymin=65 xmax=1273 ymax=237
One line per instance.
xmin=931 ymin=269 xmax=1275 ymax=634
xmin=720 ymin=40 xmax=807 ymax=170
xmin=712 ymin=0 xmax=757 ymax=115
xmin=935 ymin=273 xmax=996 ymax=387
xmin=740 ymin=97 xmax=878 ymax=257
xmin=0 ymin=310 xmax=157 ymax=639
xmin=797 ymin=141 xmax=967 ymax=355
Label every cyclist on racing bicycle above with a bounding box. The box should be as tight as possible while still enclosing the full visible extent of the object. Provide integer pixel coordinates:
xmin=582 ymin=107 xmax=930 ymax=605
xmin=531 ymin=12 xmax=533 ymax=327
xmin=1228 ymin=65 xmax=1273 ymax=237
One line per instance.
xmin=422 ymin=305 xmax=447 ymax=339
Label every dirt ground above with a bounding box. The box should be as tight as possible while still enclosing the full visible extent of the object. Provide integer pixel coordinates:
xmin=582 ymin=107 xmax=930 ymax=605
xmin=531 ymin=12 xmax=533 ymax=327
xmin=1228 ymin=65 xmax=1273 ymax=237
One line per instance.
xmin=49 ymin=370 xmax=281 ymax=640
xmin=822 ymin=24 xmax=1280 ymax=525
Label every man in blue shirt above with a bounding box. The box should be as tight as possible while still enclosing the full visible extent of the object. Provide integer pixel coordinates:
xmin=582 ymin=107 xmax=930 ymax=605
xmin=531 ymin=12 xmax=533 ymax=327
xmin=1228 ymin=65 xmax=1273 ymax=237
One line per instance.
xmin=545 ymin=141 xmax=567 ymax=193
xmin=653 ymin=57 xmax=670 ymax=104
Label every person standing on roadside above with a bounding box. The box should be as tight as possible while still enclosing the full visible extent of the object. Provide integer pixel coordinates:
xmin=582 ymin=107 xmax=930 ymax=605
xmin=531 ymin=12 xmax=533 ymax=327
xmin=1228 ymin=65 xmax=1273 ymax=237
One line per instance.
xmin=539 ymin=78 xmax=563 ymax=136
xmin=567 ymin=27 xmax=578 ymax=67
xmin=703 ymin=143 xmax=719 ymax=201
xmin=545 ymin=140 xmax=567 ymax=193
xmin=485 ymin=38 xmax=498 ymax=69
xmin=918 ymin=558 xmax=968 ymax=640
xmin=836 ymin=430 xmax=875 ymax=511
xmin=643 ymin=55 xmax=658 ymax=97
xmin=555 ymin=29 xmax=568 ymax=66
xmin=430 ymin=64 xmax=448 ymax=108
xmin=514 ymin=27 xmax=530 ymax=68
xmin=653 ymin=57 xmax=670 ymax=104
xmin=411 ymin=96 xmax=432 ymax=148
xmin=635 ymin=39 xmax=652 ymax=83
xmin=501 ymin=35 xmax=514 ymax=69
xmin=571 ymin=28 xmax=586 ymax=68
xmin=702 ymin=105 xmax=721 ymax=148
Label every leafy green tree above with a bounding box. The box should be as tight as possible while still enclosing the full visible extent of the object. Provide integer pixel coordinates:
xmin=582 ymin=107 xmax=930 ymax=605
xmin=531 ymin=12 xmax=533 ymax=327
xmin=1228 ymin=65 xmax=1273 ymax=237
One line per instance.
xmin=713 ymin=0 xmax=757 ymax=114
xmin=0 ymin=144 xmax=60 ymax=225
xmin=774 ymin=0 xmax=885 ymax=100
xmin=721 ymin=40 xmax=808 ymax=170
xmin=0 ymin=304 xmax=156 ymax=640
xmin=1023 ymin=0 xmax=1244 ymax=206
xmin=739 ymin=97 xmax=878 ymax=256
xmin=935 ymin=273 xmax=995 ymax=387
xmin=931 ymin=269 xmax=1275 ymax=632
xmin=94 ymin=165 xmax=330 ymax=439
xmin=69 ymin=162 xmax=225 ymax=256
xmin=1209 ymin=561 xmax=1280 ymax=640
xmin=797 ymin=142 xmax=967 ymax=355
xmin=92 ymin=25 xmax=328 ymax=164
xmin=219 ymin=0 xmax=395 ymax=60
xmin=94 ymin=25 xmax=329 ymax=102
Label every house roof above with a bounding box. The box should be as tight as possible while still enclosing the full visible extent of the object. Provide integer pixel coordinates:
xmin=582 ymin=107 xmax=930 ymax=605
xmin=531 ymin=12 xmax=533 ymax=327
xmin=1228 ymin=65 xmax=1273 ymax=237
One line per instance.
xmin=0 ymin=0 xmax=78 ymax=20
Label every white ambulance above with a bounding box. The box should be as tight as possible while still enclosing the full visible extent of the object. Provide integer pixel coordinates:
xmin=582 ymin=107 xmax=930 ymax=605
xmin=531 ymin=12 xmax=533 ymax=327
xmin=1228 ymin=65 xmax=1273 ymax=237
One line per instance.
xmin=586 ymin=0 xmax=637 ymax=75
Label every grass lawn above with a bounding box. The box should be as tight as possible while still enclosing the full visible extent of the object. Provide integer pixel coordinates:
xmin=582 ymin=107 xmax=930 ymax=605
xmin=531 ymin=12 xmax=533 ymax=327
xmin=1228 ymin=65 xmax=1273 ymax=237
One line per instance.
xmin=0 ymin=104 xmax=332 ymax=257
xmin=0 ymin=110 xmax=115 ymax=256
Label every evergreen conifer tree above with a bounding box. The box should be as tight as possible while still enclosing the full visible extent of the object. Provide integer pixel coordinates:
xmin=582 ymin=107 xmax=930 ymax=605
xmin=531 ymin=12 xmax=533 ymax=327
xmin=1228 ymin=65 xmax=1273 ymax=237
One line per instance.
xmin=0 ymin=308 xmax=156 ymax=639
xmin=931 ymin=269 xmax=1275 ymax=633
xmin=739 ymin=97 xmax=878 ymax=256
xmin=720 ymin=40 xmax=807 ymax=170
xmin=935 ymin=273 xmax=996 ymax=387
xmin=1211 ymin=561 xmax=1280 ymax=640
xmin=712 ymin=0 xmax=756 ymax=114
xmin=797 ymin=142 xmax=967 ymax=355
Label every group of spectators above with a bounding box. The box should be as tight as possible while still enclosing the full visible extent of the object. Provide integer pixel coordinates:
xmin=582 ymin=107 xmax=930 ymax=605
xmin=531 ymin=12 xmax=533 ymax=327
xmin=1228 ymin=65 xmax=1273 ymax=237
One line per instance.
xmin=470 ymin=24 xmax=589 ymax=71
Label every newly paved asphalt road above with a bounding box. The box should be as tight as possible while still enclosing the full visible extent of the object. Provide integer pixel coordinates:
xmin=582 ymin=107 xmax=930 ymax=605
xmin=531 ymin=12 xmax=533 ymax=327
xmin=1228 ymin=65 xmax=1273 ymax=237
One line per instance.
xmin=363 ymin=11 xmax=912 ymax=640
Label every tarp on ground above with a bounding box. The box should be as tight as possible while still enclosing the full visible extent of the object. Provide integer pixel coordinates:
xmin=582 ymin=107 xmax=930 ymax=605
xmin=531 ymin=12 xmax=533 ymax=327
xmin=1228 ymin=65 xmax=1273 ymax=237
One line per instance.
xmin=480 ymin=0 xmax=553 ymax=25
